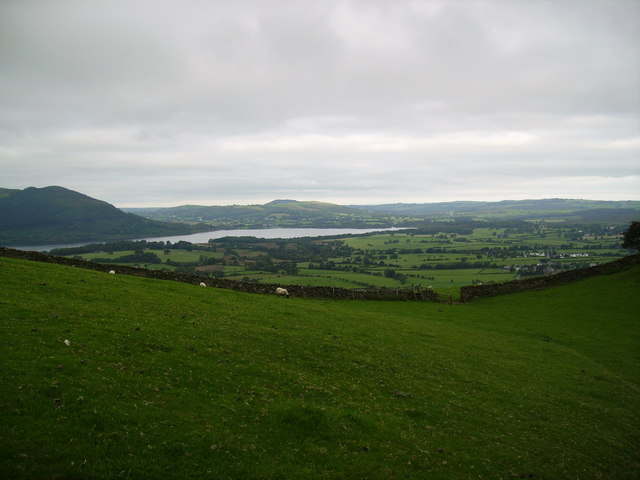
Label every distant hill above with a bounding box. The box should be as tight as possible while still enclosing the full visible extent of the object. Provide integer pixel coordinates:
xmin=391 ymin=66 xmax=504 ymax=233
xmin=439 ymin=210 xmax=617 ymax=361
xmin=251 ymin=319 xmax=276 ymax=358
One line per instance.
xmin=126 ymin=198 xmax=640 ymax=227
xmin=125 ymin=199 xmax=380 ymax=227
xmin=353 ymin=199 xmax=640 ymax=223
xmin=0 ymin=186 xmax=207 ymax=246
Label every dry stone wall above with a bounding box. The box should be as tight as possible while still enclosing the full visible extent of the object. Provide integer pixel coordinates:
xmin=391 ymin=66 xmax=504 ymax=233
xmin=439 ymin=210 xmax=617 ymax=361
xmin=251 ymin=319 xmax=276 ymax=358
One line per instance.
xmin=460 ymin=253 xmax=640 ymax=302
xmin=0 ymin=247 xmax=450 ymax=303
xmin=7 ymin=246 xmax=633 ymax=304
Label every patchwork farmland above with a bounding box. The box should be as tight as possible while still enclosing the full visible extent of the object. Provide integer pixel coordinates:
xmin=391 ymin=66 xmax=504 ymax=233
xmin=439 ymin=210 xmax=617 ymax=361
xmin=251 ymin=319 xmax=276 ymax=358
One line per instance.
xmin=51 ymin=222 xmax=631 ymax=299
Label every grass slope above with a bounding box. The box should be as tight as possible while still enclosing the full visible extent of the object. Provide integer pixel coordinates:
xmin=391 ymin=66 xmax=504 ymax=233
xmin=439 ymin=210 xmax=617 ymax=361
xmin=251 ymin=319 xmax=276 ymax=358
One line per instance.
xmin=1 ymin=257 xmax=639 ymax=479
xmin=0 ymin=186 xmax=204 ymax=245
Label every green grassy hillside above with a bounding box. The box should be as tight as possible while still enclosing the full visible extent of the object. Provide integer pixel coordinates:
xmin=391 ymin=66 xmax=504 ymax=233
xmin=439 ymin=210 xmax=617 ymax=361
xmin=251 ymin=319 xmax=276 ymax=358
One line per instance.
xmin=1 ymin=257 xmax=638 ymax=479
xmin=0 ymin=186 xmax=206 ymax=246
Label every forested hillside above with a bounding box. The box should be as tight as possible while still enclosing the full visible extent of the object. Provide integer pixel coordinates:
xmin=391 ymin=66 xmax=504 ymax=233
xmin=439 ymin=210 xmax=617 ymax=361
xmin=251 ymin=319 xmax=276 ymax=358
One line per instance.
xmin=0 ymin=186 xmax=206 ymax=245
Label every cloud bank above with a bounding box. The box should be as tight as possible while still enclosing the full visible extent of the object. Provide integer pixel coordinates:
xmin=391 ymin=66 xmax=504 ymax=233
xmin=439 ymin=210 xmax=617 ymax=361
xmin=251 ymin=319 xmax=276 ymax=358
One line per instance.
xmin=1 ymin=0 xmax=638 ymax=206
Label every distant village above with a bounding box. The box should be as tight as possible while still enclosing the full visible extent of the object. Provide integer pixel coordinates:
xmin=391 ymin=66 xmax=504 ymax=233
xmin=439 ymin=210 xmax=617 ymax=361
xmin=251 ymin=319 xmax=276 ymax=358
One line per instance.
xmin=507 ymin=251 xmax=598 ymax=278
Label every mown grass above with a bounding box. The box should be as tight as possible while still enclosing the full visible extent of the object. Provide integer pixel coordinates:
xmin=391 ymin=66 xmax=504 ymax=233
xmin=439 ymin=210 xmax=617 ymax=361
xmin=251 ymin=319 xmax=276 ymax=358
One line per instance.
xmin=1 ymin=257 xmax=639 ymax=479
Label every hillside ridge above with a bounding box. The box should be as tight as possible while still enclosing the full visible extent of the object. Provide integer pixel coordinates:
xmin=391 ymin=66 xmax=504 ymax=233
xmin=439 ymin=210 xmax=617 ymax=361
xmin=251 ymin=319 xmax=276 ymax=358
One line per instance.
xmin=0 ymin=186 xmax=208 ymax=246
xmin=126 ymin=197 xmax=640 ymax=225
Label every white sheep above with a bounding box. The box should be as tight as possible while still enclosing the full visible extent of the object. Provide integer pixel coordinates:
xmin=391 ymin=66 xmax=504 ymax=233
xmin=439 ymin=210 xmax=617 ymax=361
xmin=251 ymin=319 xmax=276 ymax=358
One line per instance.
xmin=109 ymin=270 xmax=116 ymax=275
xmin=275 ymin=287 xmax=290 ymax=298
xmin=199 ymin=282 xmax=207 ymax=287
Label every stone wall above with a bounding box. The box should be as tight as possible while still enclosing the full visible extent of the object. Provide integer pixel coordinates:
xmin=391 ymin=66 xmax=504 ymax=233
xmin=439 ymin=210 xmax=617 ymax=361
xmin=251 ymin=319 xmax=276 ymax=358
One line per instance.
xmin=9 ymin=246 xmax=633 ymax=304
xmin=0 ymin=247 xmax=451 ymax=303
xmin=459 ymin=253 xmax=640 ymax=302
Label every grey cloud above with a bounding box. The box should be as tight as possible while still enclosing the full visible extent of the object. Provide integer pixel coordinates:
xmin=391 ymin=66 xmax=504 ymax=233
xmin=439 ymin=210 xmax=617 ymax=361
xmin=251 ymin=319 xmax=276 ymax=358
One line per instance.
xmin=0 ymin=0 xmax=638 ymax=206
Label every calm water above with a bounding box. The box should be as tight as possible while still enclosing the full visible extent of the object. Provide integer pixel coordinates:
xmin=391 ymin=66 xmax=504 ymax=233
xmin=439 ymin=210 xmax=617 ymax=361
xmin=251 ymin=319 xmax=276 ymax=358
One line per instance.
xmin=10 ymin=227 xmax=406 ymax=252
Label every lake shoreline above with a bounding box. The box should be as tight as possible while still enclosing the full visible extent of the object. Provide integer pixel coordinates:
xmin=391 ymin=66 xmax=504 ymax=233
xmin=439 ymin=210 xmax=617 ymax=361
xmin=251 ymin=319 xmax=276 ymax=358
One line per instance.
xmin=9 ymin=227 xmax=411 ymax=252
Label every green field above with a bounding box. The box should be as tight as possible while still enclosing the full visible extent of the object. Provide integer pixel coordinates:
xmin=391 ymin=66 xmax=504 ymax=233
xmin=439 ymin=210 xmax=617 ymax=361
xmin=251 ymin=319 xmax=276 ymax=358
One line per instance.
xmin=55 ymin=219 xmax=635 ymax=301
xmin=60 ymin=223 xmax=630 ymax=297
xmin=79 ymin=249 xmax=223 ymax=263
xmin=1 ymin=256 xmax=639 ymax=479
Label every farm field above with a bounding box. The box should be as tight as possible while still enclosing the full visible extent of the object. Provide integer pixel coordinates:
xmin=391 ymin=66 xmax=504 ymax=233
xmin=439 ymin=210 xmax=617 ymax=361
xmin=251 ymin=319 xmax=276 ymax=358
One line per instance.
xmin=0 ymin=256 xmax=638 ymax=479
xmin=53 ymin=222 xmax=632 ymax=297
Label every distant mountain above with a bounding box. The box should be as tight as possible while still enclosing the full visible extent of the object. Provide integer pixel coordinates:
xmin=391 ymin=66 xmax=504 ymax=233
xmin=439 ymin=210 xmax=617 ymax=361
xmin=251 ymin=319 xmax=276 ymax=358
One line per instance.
xmin=0 ymin=186 xmax=207 ymax=246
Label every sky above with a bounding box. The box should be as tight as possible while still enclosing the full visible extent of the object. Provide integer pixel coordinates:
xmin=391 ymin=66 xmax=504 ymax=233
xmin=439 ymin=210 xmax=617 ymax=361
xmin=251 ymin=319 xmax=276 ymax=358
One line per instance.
xmin=1 ymin=0 xmax=639 ymax=208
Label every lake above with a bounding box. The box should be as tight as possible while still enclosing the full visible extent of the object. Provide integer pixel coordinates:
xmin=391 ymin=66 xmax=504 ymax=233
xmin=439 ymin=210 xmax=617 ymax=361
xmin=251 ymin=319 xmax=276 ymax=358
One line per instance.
xmin=11 ymin=227 xmax=407 ymax=252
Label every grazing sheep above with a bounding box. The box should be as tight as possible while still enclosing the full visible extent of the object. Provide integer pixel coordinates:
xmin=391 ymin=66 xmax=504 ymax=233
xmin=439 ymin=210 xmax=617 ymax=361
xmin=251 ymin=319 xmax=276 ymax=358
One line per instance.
xmin=275 ymin=287 xmax=290 ymax=298
xmin=199 ymin=282 xmax=207 ymax=287
xmin=63 ymin=339 xmax=70 ymax=347
xmin=109 ymin=270 xmax=116 ymax=275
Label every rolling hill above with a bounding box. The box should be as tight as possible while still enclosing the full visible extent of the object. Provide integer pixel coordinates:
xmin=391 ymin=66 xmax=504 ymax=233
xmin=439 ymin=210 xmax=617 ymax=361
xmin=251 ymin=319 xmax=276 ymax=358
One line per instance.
xmin=127 ymin=198 xmax=640 ymax=227
xmin=355 ymin=198 xmax=640 ymax=223
xmin=2 ymin=186 xmax=638 ymax=246
xmin=0 ymin=186 xmax=208 ymax=246
xmin=0 ymin=254 xmax=638 ymax=479
xmin=125 ymin=199 xmax=377 ymax=227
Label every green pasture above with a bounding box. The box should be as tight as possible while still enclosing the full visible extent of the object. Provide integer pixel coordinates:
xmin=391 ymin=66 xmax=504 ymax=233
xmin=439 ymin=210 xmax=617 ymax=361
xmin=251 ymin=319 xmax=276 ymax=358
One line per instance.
xmin=1 ymin=256 xmax=638 ymax=479
xmin=225 ymin=267 xmax=516 ymax=298
xmin=388 ymin=268 xmax=517 ymax=297
xmin=59 ymin=225 xmax=629 ymax=295
xmin=299 ymin=269 xmax=399 ymax=288
xmin=142 ymin=263 xmax=178 ymax=272
xmin=147 ymin=249 xmax=223 ymax=262
xmin=221 ymin=265 xmax=248 ymax=275
xmin=225 ymin=273 xmax=360 ymax=289
xmin=226 ymin=269 xmax=401 ymax=289
xmin=343 ymin=230 xmax=622 ymax=254
xmin=400 ymin=267 xmax=516 ymax=285
xmin=469 ymin=227 xmax=504 ymax=238
xmin=74 ymin=249 xmax=223 ymax=263
xmin=343 ymin=233 xmax=424 ymax=250
xmin=78 ymin=250 xmax=137 ymax=260
xmin=72 ymin=256 xmax=179 ymax=271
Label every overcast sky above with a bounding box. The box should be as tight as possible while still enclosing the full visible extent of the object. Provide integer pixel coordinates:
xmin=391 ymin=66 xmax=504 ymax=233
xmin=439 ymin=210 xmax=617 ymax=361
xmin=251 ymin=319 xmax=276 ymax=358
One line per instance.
xmin=1 ymin=0 xmax=638 ymax=207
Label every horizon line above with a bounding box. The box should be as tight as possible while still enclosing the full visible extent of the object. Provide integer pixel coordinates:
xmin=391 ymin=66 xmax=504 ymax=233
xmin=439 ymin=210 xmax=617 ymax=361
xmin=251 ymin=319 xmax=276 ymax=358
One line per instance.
xmin=115 ymin=196 xmax=640 ymax=209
